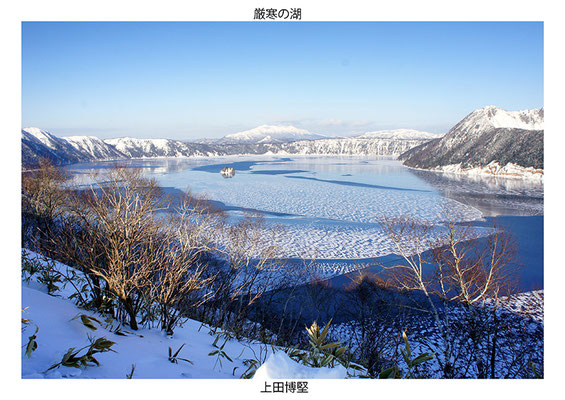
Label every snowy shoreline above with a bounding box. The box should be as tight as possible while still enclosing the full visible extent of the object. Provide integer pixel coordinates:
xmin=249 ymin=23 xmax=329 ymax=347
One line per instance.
xmin=408 ymin=161 xmax=544 ymax=182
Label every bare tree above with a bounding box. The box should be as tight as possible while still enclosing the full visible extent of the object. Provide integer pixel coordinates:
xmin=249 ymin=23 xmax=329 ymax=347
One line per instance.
xmin=379 ymin=212 xmax=519 ymax=378
xmin=73 ymin=167 xmax=164 ymax=330
xmin=432 ymin=217 xmax=517 ymax=305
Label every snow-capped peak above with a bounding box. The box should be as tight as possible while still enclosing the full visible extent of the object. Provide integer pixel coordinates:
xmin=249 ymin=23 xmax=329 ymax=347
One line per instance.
xmin=402 ymin=105 xmax=544 ymax=173
xmin=22 ymin=127 xmax=50 ymax=137
xmin=462 ymin=106 xmax=544 ymax=131
xmin=102 ymin=137 xmax=212 ymax=159
xmin=220 ymin=125 xmax=326 ymax=144
xmin=22 ymin=127 xmax=62 ymax=148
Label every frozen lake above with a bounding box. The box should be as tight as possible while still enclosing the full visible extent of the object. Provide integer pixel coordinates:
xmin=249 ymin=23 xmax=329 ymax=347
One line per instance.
xmin=68 ymin=156 xmax=543 ymax=290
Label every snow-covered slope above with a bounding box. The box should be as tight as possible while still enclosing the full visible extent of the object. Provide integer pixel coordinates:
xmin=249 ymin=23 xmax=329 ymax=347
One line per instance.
xmin=22 ymin=128 xmax=90 ymax=166
xmin=356 ymin=129 xmax=443 ymax=141
xmin=219 ymin=125 xmax=326 ymax=144
xmin=21 ymin=251 xmax=354 ymax=379
xmin=63 ymin=136 xmax=126 ymax=160
xmin=103 ymin=137 xmax=218 ymax=158
xmin=401 ymin=106 xmax=544 ymax=176
xmin=276 ymin=137 xmax=435 ymax=156
xmin=23 ymin=127 xmax=65 ymax=149
xmin=22 ymin=284 xmax=269 ymax=379
xmin=254 ymin=352 xmax=346 ymax=379
xmin=459 ymin=105 xmax=543 ymax=131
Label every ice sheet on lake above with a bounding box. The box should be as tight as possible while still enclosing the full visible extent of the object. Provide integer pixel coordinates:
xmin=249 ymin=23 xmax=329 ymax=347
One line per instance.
xmin=204 ymin=175 xmax=482 ymax=225
xmin=67 ymin=157 xmax=506 ymax=277
xmin=182 ymin=157 xmax=484 ymax=262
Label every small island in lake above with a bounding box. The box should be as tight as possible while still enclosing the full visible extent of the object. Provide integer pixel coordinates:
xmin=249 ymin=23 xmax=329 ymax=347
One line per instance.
xmin=220 ymin=166 xmax=235 ymax=178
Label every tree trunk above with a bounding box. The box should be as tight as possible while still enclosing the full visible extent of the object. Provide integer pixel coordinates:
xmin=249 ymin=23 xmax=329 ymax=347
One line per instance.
xmin=490 ymin=312 xmax=498 ymax=379
xmin=124 ymin=297 xmax=138 ymax=330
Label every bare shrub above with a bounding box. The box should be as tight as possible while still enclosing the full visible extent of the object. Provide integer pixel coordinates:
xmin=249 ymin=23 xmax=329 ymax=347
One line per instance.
xmin=204 ymin=213 xmax=283 ymax=332
xmin=21 ymin=159 xmax=71 ymax=249
xmin=48 ymin=166 xmax=224 ymax=332
xmin=341 ymin=271 xmax=402 ymax=375
xmin=147 ymin=192 xmax=225 ymax=334
xmin=245 ymin=257 xmax=316 ymax=346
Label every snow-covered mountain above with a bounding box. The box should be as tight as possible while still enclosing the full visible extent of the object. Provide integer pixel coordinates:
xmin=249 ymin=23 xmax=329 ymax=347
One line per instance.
xmin=24 ymin=106 xmax=544 ymax=170
xmin=63 ymin=136 xmax=126 ymax=160
xmin=182 ymin=134 xmax=438 ymax=158
xmin=21 ymin=127 xmax=442 ymax=167
xmin=218 ymin=125 xmax=327 ymax=144
xmin=273 ymin=137 xmax=436 ymax=156
xmin=22 ymin=128 xmax=90 ymax=166
xmin=400 ymin=106 xmax=544 ymax=173
xmin=460 ymin=105 xmax=543 ymax=131
xmin=356 ymin=129 xmax=443 ymax=141
xmin=103 ymin=137 xmax=218 ymax=159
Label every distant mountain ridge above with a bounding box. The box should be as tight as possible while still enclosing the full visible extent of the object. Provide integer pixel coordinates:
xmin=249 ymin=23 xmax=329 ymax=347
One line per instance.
xmin=22 ymin=106 xmax=544 ymax=179
xmin=104 ymin=137 xmax=218 ymax=158
xmin=21 ymin=126 xmax=441 ymax=167
xmin=23 ymin=107 xmax=544 ymax=175
xmin=63 ymin=136 xmax=126 ymax=160
xmin=217 ymin=124 xmax=327 ymax=144
xmin=357 ymin=129 xmax=443 ymax=141
xmin=400 ymin=106 xmax=544 ymax=173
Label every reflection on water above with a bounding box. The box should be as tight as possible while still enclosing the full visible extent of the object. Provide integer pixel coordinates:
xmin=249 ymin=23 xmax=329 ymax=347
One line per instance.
xmin=68 ymin=156 xmax=544 ymax=219
xmin=409 ymin=169 xmax=543 ymax=217
xmin=67 ymin=157 xmax=544 ymax=219
xmin=69 ymin=158 xmax=201 ymax=175
xmin=189 ymin=155 xmax=405 ymax=176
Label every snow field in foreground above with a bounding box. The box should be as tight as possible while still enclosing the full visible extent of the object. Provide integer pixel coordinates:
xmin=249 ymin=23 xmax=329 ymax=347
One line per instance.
xmin=22 ymin=276 xmax=347 ymax=379
xmin=22 ymin=284 xmax=270 ymax=379
xmin=21 ymin=252 xmax=359 ymax=379
xmin=254 ymin=352 xmax=347 ymax=379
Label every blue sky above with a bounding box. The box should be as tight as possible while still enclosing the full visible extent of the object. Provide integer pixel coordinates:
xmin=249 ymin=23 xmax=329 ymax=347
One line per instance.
xmin=22 ymin=22 xmax=543 ymax=139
